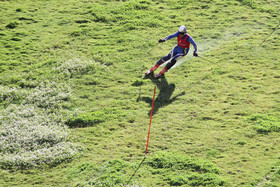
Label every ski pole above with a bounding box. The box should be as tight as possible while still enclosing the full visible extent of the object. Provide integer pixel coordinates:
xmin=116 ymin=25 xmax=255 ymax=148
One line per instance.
xmin=126 ymin=156 xmax=146 ymax=185
xmin=198 ymin=56 xmax=215 ymax=63
xmin=258 ymin=21 xmax=280 ymax=48
xmin=145 ymin=85 xmax=156 ymax=157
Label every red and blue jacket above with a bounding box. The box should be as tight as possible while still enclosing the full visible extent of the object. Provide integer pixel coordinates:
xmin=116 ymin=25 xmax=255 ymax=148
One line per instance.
xmin=165 ymin=32 xmax=197 ymax=52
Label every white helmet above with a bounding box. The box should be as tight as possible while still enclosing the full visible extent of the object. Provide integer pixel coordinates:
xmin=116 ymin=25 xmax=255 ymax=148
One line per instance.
xmin=178 ymin=25 xmax=187 ymax=33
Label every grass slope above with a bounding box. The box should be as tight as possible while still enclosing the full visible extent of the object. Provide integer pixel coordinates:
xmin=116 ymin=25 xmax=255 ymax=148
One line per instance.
xmin=1 ymin=0 xmax=280 ymax=186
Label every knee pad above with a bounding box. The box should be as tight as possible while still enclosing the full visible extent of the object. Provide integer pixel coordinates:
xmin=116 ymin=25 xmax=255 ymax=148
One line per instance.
xmin=166 ymin=58 xmax=176 ymax=69
xmin=156 ymin=58 xmax=165 ymax=66
xmin=162 ymin=56 xmax=169 ymax=61
xmin=157 ymin=56 xmax=169 ymax=66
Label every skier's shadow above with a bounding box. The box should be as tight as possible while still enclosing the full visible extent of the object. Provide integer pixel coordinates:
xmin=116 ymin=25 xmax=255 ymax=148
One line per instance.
xmin=141 ymin=77 xmax=185 ymax=116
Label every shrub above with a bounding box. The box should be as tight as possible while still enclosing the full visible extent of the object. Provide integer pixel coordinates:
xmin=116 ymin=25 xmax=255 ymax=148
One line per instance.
xmin=0 ymin=31 xmax=6 ymax=36
xmin=67 ymin=162 xmax=97 ymax=179
xmin=69 ymin=28 xmax=90 ymax=36
xmin=0 ymin=82 xmax=76 ymax=168
xmin=54 ymin=58 xmax=101 ymax=78
xmin=187 ymin=173 xmax=225 ymax=186
xmin=88 ymin=5 xmax=111 ymax=23
xmin=236 ymin=140 xmax=247 ymax=146
xmin=168 ymin=175 xmax=187 ymax=186
xmin=6 ymin=21 xmax=19 ymax=29
xmin=24 ymin=81 xmax=71 ymax=109
xmin=0 ymin=85 xmax=26 ymax=104
xmin=248 ymin=114 xmax=280 ymax=133
xmin=71 ymin=159 xmax=133 ymax=186
xmin=91 ymin=12 xmax=109 ymax=23
xmin=16 ymin=8 xmax=23 ymax=12
xmin=146 ymin=152 xmax=225 ymax=186
xmin=18 ymin=79 xmax=39 ymax=88
xmin=0 ymin=142 xmax=77 ymax=168
xmin=66 ymin=108 xmax=125 ymax=128
xmin=132 ymin=79 xmax=144 ymax=86
xmin=122 ymin=0 xmax=150 ymax=10
xmin=167 ymin=173 xmax=225 ymax=186
xmin=146 ymin=152 xmax=220 ymax=174
xmin=67 ymin=152 xmax=225 ymax=186
xmin=75 ymin=19 xmax=90 ymax=24
xmin=240 ymin=0 xmax=256 ymax=9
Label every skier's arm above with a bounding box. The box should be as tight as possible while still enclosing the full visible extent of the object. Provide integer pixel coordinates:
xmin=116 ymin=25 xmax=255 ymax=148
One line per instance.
xmin=159 ymin=32 xmax=179 ymax=43
xmin=165 ymin=32 xmax=179 ymax=41
xmin=187 ymin=36 xmax=197 ymax=52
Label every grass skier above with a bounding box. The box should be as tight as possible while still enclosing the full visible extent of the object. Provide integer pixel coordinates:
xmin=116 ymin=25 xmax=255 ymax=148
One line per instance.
xmin=145 ymin=25 xmax=198 ymax=79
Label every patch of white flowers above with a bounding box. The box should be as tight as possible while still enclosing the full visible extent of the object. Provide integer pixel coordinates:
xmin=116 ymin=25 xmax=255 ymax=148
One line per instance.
xmin=54 ymin=58 xmax=103 ymax=77
xmin=24 ymin=81 xmax=71 ymax=108
xmin=0 ymin=85 xmax=26 ymax=103
xmin=0 ymin=81 xmax=77 ymax=168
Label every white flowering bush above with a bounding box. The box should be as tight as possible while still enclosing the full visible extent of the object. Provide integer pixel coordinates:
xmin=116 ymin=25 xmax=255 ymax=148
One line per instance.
xmin=0 ymin=82 xmax=77 ymax=168
xmin=1 ymin=142 xmax=77 ymax=168
xmin=54 ymin=58 xmax=102 ymax=78
xmin=24 ymin=81 xmax=71 ymax=109
xmin=0 ymin=85 xmax=26 ymax=104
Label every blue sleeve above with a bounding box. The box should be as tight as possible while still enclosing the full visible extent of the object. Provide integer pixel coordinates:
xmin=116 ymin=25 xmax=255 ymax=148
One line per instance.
xmin=165 ymin=32 xmax=179 ymax=41
xmin=186 ymin=35 xmax=197 ymax=52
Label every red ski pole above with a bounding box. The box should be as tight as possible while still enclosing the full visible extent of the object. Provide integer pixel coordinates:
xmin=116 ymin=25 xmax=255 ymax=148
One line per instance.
xmin=145 ymin=85 xmax=156 ymax=157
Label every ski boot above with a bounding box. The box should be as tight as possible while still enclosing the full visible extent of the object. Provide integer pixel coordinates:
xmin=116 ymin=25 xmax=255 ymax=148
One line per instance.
xmin=154 ymin=73 xmax=164 ymax=79
xmin=144 ymin=70 xmax=154 ymax=79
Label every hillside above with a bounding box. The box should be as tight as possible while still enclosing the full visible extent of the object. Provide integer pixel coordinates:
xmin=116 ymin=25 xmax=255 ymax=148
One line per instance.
xmin=0 ymin=0 xmax=280 ymax=186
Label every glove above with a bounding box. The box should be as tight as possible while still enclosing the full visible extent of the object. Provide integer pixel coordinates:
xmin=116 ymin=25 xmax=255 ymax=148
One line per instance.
xmin=158 ymin=38 xmax=166 ymax=43
xmin=193 ymin=51 xmax=198 ymax=57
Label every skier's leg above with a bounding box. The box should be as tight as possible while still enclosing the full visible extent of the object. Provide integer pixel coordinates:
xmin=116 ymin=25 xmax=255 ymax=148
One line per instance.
xmin=166 ymin=58 xmax=177 ymax=70
xmin=154 ymin=53 xmax=184 ymax=79
xmin=145 ymin=53 xmax=171 ymax=75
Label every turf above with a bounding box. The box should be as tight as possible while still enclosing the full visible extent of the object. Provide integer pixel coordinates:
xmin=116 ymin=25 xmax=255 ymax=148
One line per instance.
xmin=0 ymin=0 xmax=280 ymax=186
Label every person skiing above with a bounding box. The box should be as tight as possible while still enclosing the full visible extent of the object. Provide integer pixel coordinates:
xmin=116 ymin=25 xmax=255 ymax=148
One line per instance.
xmin=145 ymin=25 xmax=198 ymax=79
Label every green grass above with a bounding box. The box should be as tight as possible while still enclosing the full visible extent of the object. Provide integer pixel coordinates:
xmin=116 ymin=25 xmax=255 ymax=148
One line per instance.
xmin=1 ymin=0 xmax=280 ymax=186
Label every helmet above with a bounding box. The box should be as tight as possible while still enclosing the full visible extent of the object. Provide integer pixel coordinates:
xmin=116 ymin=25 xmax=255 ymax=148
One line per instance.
xmin=178 ymin=25 xmax=187 ymax=33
